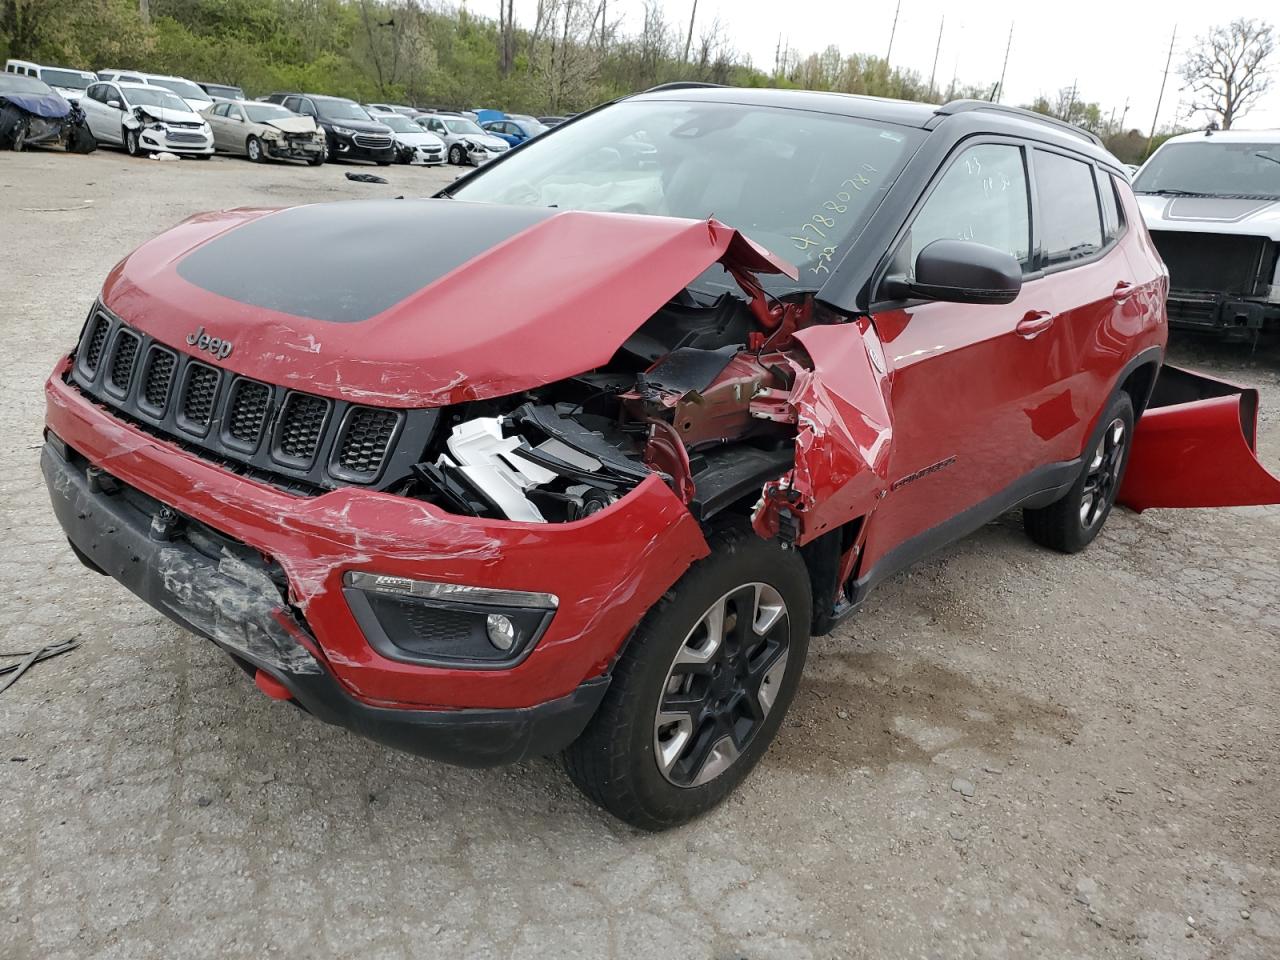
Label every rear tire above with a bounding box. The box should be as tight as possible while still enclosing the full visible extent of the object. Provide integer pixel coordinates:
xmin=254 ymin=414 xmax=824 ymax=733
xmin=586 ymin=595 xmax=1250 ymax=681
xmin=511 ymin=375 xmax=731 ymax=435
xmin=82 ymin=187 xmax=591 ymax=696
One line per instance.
xmin=564 ymin=521 xmax=811 ymax=830
xmin=1024 ymin=392 xmax=1134 ymax=554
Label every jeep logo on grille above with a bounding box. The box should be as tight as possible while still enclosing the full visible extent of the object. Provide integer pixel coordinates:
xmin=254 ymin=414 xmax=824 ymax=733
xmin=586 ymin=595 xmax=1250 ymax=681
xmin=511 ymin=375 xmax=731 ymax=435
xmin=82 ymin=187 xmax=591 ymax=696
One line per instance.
xmin=186 ymin=326 xmax=233 ymax=360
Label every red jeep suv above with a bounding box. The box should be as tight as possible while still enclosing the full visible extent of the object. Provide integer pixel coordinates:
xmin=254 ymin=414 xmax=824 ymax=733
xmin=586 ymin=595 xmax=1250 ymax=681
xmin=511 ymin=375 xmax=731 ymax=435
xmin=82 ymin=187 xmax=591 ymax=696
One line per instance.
xmin=43 ymin=86 xmax=1280 ymax=829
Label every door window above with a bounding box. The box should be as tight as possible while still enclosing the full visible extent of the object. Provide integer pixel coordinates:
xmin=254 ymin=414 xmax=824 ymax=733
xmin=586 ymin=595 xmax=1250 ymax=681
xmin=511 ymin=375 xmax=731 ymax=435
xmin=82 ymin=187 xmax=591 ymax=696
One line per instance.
xmin=902 ymin=143 xmax=1031 ymax=273
xmin=1034 ymin=150 xmax=1104 ymax=266
xmin=1096 ymin=168 xmax=1122 ymax=242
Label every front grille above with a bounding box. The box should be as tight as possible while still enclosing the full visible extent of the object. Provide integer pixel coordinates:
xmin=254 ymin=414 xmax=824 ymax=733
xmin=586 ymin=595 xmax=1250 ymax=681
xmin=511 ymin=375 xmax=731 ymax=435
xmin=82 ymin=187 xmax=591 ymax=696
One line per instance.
xmin=182 ymin=363 xmax=220 ymax=427
xmin=166 ymin=131 xmax=207 ymax=144
xmin=353 ymin=134 xmax=391 ymax=149
xmin=336 ymin=407 xmax=400 ymax=477
xmin=226 ymin=378 xmax=271 ymax=445
xmin=68 ymin=307 xmax=435 ymax=492
xmin=141 ymin=348 xmax=176 ymax=410
xmin=1149 ymin=231 xmax=1271 ymax=296
xmin=82 ymin=314 xmax=110 ymax=372
xmin=108 ymin=331 xmax=141 ymax=394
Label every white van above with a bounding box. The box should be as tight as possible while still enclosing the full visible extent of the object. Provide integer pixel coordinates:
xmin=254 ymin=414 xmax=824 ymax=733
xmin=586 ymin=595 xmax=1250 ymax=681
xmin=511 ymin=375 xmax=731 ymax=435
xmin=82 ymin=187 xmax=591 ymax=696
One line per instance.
xmin=94 ymin=69 xmax=213 ymax=113
xmin=4 ymin=59 xmax=96 ymax=101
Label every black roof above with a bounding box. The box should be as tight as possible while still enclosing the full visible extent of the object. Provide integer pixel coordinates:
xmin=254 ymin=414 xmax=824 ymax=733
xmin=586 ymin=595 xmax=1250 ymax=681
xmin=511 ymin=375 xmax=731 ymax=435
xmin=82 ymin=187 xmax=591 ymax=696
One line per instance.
xmin=631 ymin=85 xmax=1116 ymax=168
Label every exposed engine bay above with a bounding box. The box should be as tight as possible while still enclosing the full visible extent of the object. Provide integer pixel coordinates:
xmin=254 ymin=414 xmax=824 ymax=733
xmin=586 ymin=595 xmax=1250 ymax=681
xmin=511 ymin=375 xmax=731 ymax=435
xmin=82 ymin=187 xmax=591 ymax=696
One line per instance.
xmin=406 ymin=289 xmax=811 ymax=529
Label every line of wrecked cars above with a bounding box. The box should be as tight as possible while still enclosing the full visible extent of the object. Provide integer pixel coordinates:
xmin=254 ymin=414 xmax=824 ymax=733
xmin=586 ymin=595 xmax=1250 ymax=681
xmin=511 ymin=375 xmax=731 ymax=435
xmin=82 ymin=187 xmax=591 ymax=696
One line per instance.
xmin=42 ymin=85 xmax=1280 ymax=829
xmin=0 ymin=73 xmax=95 ymax=153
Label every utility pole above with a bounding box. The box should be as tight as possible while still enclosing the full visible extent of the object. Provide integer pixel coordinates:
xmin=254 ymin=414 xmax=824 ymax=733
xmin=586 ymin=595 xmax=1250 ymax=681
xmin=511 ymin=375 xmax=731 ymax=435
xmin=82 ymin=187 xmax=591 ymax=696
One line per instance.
xmin=1146 ymin=24 xmax=1177 ymax=159
xmin=928 ymin=16 xmax=944 ymax=100
xmin=683 ymin=0 xmax=698 ymax=63
xmin=995 ymin=22 xmax=1013 ymax=103
xmin=885 ymin=0 xmax=902 ymax=67
xmin=139 ymin=0 xmax=150 ymax=25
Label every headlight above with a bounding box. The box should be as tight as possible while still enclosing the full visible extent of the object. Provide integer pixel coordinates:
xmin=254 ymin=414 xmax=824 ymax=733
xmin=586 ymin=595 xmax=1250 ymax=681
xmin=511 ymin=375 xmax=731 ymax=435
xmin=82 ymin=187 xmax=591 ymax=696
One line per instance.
xmin=148 ymin=123 xmax=165 ymax=131
xmin=462 ymin=139 xmax=477 ymax=150
xmin=331 ymin=125 xmax=356 ymax=137
xmin=262 ymin=129 xmax=281 ymax=140
xmin=342 ymin=572 xmax=557 ymax=667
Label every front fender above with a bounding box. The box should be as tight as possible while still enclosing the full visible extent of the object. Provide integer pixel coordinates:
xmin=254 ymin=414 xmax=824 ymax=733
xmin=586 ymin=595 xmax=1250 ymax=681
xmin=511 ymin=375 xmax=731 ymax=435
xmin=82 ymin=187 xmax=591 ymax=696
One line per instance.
xmin=1118 ymin=365 xmax=1280 ymax=511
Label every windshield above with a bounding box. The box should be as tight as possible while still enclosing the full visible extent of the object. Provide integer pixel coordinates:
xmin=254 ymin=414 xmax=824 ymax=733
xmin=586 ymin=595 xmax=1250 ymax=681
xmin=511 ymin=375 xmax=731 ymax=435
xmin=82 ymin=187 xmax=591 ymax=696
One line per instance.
xmin=379 ymin=114 xmax=419 ymax=133
xmin=205 ymin=84 xmax=243 ymax=99
xmin=41 ymin=69 xmax=92 ymax=90
xmin=511 ymin=115 xmax=548 ymax=135
xmin=317 ymin=99 xmax=372 ymax=122
xmin=443 ymin=117 xmax=484 ymax=135
xmin=150 ymin=77 xmax=211 ymax=102
xmin=0 ymin=74 xmax=52 ymax=96
xmin=123 ymin=87 xmax=193 ymax=112
xmin=245 ymin=103 xmax=296 ymax=123
xmin=1134 ymin=141 xmax=1280 ymax=199
xmin=450 ymin=100 xmax=923 ymax=290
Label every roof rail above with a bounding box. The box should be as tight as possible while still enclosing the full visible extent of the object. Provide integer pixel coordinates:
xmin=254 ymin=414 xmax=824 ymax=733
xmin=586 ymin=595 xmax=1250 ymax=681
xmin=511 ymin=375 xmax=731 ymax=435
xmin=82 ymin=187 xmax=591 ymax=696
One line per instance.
xmin=642 ymin=81 xmax=726 ymax=93
xmin=934 ymin=99 xmax=1104 ymax=147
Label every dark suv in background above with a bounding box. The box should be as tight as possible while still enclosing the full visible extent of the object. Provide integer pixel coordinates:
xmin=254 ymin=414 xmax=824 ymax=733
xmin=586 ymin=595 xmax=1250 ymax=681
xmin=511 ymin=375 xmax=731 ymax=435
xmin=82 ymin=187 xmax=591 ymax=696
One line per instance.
xmin=262 ymin=92 xmax=394 ymax=164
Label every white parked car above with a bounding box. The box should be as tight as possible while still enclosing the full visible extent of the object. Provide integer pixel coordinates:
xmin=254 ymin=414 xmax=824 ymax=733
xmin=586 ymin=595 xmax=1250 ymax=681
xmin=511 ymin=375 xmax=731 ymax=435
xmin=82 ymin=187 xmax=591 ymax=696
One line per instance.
xmin=80 ymin=80 xmax=214 ymax=158
xmin=95 ymin=70 xmax=214 ymax=114
xmin=368 ymin=111 xmax=445 ymax=165
xmin=4 ymin=59 xmax=96 ymax=101
xmin=417 ymin=113 xmax=510 ymax=165
xmin=1133 ymin=128 xmax=1280 ymax=341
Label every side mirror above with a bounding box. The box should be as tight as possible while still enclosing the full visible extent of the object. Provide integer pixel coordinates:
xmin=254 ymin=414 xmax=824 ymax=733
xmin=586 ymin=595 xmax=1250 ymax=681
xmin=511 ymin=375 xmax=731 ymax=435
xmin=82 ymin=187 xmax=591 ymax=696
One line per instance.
xmin=883 ymin=239 xmax=1023 ymax=306
xmin=107 ymin=99 xmax=121 ymax=109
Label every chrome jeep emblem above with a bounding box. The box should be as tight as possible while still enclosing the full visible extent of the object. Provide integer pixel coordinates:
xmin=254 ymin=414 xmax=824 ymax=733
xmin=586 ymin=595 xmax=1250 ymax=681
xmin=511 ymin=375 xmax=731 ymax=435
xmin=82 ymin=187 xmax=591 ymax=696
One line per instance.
xmin=186 ymin=325 xmax=233 ymax=360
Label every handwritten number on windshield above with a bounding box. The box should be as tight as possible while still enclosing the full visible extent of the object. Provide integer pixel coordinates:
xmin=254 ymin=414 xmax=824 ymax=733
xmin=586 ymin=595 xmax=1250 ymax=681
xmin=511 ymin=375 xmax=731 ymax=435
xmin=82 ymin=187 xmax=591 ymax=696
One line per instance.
xmin=794 ymin=164 xmax=878 ymax=275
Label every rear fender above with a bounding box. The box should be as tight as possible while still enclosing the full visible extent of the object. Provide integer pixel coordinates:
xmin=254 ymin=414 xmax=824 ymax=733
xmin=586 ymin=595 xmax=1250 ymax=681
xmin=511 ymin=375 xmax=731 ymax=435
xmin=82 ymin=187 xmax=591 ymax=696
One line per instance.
xmin=1117 ymin=365 xmax=1280 ymax=511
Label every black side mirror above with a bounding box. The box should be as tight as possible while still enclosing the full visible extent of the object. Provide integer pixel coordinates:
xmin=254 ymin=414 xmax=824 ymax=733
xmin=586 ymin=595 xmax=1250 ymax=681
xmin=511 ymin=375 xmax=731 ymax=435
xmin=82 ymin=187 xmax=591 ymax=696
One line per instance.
xmin=884 ymin=239 xmax=1023 ymax=305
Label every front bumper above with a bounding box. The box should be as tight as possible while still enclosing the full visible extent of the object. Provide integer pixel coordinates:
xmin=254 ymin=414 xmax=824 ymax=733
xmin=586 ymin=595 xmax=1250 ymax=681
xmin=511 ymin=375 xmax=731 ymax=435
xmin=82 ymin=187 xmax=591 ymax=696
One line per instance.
xmin=265 ymin=138 xmax=324 ymax=161
xmin=139 ymin=128 xmax=214 ymax=155
xmin=43 ymin=359 xmax=708 ymax=712
xmin=1166 ymin=293 xmax=1280 ymax=339
xmin=43 ymin=436 xmax=607 ymax=764
xmin=329 ymin=133 xmax=395 ymax=163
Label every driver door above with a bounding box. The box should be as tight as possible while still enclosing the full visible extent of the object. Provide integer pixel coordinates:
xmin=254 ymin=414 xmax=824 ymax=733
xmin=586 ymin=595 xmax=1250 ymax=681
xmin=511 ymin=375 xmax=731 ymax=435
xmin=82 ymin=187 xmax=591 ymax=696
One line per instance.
xmin=861 ymin=140 xmax=1064 ymax=573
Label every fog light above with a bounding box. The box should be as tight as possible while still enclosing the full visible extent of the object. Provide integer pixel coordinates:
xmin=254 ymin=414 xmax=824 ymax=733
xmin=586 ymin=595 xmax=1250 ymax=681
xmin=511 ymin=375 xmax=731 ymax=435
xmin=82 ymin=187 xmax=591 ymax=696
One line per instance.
xmin=486 ymin=613 xmax=516 ymax=651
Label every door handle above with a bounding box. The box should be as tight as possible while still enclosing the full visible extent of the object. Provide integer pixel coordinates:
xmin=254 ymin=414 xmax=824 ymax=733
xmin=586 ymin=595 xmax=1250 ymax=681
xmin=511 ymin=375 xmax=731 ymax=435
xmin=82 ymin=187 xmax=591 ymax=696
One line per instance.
xmin=1112 ymin=281 xmax=1135 ymax=302
xmin=1016 ymin=310 xmax=1054 ymax=339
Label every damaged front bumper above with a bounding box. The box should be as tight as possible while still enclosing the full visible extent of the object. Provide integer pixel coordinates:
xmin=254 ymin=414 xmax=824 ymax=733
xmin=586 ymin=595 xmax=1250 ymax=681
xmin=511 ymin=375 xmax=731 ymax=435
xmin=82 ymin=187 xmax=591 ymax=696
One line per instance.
xmin=43 ymin=359 xmax=709 ymax=758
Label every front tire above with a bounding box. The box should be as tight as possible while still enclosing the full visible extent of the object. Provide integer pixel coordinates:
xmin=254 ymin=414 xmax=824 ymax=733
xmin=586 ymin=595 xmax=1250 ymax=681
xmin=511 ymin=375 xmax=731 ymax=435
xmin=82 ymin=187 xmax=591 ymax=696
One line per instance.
xmin=564 ymin=521 xmax=811 ymax=830
xmin=448 ymin=144 xmax=465 ymax=165
xmin=11 ymin=118 xmax=28 ymax=151
xmin=123 ymin=127 xmax=141 ymax=157
xmin=1024 ymin=392 xmax=1134 ymax=553
xmin=246 ymin=135 xmax=264 ymax=162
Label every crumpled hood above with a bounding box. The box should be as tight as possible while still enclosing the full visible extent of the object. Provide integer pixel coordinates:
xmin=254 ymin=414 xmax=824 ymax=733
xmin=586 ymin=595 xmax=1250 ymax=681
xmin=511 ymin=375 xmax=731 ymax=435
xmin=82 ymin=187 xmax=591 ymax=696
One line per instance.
xmin=263 ymin=116 xmax=318 ymax=135
xmin=99 ymin=198 xmax=795 ymax=407
xmin=135 ymin=104 xmax=206 ymax=126
xmin=1137 ymin=193 xmax=1280 ymax=240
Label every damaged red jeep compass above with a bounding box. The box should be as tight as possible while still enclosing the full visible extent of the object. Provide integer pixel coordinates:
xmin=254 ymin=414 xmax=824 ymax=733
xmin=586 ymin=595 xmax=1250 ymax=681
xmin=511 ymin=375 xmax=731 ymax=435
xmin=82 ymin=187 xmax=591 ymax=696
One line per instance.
xmin=44 ymin=86 xmax=1280 ymax=829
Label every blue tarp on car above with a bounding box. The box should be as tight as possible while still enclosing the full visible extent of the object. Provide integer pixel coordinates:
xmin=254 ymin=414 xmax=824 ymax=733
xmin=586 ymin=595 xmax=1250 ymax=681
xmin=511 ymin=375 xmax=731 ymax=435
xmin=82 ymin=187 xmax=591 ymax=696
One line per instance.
xmin=0 ymin=91 xmax=71 ymax=118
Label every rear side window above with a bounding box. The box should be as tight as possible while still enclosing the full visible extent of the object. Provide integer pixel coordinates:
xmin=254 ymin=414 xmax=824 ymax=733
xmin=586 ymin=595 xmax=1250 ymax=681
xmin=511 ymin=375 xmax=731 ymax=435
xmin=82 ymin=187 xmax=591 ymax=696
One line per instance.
xmin=1035 ymin=151 xmax=1103 ymax=266
xmin=904 ymin=143 xmax=1032 ymax=271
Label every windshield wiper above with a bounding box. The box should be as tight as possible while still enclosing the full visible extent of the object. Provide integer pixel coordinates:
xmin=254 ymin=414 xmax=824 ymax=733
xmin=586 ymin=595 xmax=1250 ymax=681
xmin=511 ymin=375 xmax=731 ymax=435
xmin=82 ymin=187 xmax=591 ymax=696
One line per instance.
xmin=1136 ymin=188 xmax=1206 ymax=197
xmin=1255 ymin=152 xmax=1280 ymax=167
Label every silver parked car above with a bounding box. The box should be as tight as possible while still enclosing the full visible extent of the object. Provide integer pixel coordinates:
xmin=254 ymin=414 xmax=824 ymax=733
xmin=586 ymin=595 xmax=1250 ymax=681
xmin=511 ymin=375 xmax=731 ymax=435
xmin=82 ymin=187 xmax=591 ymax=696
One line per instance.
xmin=80 ymin=80 xmax=213 ymax=157
xmin=417 ymin=113 xmax=509 ymax=165
xmin=202 ymin=99 xmax=325 ymax=164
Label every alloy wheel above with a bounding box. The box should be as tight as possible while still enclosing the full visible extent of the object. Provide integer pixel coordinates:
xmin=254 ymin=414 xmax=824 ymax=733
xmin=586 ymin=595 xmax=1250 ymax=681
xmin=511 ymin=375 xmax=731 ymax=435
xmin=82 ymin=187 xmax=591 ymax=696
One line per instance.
xmin=653 ymin=583 xmax=790 ymax=788
xmin=1080 ymin=416 xmax=1126 ymax=528
xmin=247 ymin=137 xmax=261 ymax=161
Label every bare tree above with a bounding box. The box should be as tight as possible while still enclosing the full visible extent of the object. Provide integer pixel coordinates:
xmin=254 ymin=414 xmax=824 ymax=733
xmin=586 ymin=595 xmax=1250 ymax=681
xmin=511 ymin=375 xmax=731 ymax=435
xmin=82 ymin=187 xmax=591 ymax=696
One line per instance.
xmin=497 ymin=0 xmax=515 ymax=77
xmin=1181 ymin=18 xmax=1276 ymax=129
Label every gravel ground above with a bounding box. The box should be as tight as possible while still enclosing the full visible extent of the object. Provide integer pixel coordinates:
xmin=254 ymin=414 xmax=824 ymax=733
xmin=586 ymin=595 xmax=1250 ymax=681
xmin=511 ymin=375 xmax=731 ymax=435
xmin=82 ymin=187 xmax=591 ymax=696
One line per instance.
xmin=1 ymin=147 xmax=1278 ymax=960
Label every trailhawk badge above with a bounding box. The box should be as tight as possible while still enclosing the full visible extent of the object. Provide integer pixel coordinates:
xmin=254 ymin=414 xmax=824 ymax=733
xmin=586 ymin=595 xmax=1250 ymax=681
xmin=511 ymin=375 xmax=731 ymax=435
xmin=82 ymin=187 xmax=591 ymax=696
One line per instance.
xmin=186 ymin=326 xmax=233 ymax=360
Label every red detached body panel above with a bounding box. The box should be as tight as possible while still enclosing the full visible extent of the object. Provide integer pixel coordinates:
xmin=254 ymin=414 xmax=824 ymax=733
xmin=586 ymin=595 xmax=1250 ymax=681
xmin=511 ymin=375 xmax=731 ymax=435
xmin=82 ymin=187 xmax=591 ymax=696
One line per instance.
xmin=46 ymin=360 xmax=709 ymax=709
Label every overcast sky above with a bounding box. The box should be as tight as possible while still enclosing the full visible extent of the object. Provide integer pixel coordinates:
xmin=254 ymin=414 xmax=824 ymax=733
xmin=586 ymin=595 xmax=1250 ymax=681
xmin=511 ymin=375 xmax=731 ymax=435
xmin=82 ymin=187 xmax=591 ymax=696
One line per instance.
xmin=510 ymin=0 xmax=1280 ymax=129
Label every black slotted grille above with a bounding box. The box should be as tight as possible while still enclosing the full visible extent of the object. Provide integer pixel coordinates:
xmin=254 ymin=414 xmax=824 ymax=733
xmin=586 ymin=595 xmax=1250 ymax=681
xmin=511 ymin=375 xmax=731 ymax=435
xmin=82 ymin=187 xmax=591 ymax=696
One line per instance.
xmin=142 ymin=349 xmax=176 ymax=410
xmin=83 ymin=315 xmax=110 ymax=372
xmin=276 ymin=393 xmax=329 ymax=462
xmin=337 ymin=408 xmax=399 ymax=476
xmin=227 ymin=379 xmax=271 ymax=445
xmin=182 ymin=364 xmax=220 ymax=427
xmin=108 ymin=332 xmax=141 ymax=393
xmin=68 ymin=309 xmax=430 ymax=493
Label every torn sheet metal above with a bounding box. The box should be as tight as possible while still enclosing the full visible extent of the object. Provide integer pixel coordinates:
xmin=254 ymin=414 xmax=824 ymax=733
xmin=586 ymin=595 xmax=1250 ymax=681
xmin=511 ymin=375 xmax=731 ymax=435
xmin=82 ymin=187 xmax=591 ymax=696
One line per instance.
xmin=752 ymin=320 xmax=893 ymax=544
xmin=1118 ymin=365 xmax=1280 ymax=511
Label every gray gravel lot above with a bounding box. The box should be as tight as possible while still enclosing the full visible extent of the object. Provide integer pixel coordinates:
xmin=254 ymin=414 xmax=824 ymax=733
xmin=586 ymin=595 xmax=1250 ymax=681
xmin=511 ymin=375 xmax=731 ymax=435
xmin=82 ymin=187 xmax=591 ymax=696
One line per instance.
xmin=1 ymin=147 xmax=1278 ymax=960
